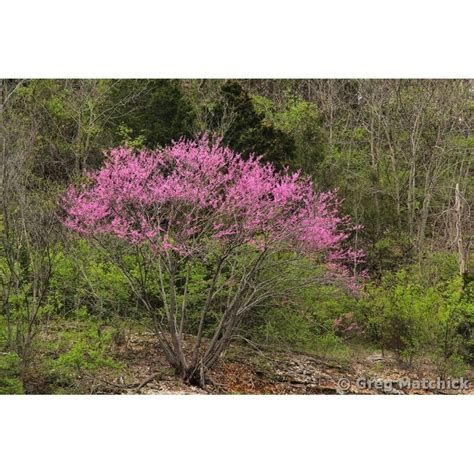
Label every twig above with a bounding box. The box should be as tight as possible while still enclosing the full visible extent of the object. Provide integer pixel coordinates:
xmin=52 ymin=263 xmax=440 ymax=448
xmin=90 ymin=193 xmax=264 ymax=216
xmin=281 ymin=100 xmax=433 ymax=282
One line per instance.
xmin=135 ymin=372 xmax=162 ymax=392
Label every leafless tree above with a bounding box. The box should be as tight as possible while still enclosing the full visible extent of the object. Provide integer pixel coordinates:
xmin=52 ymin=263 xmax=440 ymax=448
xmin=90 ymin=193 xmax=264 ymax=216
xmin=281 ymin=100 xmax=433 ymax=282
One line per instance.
xmin=0 ymin=80 xmax=59 ymax=379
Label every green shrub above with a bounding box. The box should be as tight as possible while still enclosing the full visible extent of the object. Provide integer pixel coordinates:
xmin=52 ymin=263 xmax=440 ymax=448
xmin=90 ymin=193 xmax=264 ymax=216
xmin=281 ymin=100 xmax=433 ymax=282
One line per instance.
xmin=46 ymin=240 xmax=139 ymax=321
xmin=358 ymin=260 xmax=473 ymax=372
xmin=436 ymin=353 xmax=469 ymax=379
xmin=246 ymin=281 xmax=356 ymax=362
xmin=0 ymin=352 xmax=24 ymax=394
xmin=52 ymin=339 xmax=119 ymax=376
xmin=42 ymin=319 xmax=121 ymax=392
xmin=312 ymin=333 xmax=350 ymax=362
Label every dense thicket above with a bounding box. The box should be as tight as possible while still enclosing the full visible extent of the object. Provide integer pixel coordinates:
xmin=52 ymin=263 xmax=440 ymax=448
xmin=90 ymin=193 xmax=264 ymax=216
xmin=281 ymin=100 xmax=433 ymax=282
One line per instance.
xmin=1 ymin=79 xmax=472 ymax=392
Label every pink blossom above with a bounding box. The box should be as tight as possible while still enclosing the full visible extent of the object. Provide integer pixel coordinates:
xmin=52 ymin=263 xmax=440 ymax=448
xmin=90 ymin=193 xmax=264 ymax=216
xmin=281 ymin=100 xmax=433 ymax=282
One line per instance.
xmin=61 ymin=136 xmax=364 ymax=284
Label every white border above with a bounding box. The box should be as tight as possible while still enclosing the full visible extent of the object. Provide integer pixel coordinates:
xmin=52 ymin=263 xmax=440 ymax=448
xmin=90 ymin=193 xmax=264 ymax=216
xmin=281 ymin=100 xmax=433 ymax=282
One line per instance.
xmin=0 ymin=395 xmax=472 ymax=473
xmin=0 ymin=0 xmax=472 ymax=78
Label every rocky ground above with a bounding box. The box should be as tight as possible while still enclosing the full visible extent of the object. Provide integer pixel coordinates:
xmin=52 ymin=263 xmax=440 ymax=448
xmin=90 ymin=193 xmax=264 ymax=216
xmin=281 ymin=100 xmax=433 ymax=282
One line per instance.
xmin=83 ymin=332 xmax=474 ymax=395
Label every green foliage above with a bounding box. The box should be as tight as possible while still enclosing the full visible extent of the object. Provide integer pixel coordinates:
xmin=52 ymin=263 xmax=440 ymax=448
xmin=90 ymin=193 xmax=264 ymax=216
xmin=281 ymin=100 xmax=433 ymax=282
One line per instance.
xmin=457 ymin=280 xmax=474 ymax=360
xmin=247 ymin=282 xmax=356 ymax=362
xmin=367 ymin=232 xmax=414 ymax=277
xmin=253 ymin=93 xmax=326 ymax=174
xmin=15 ymin=79 xmax=113 ymax=180
xmin=437 ymin=354 xmax=469 ymax=379
xmin=358 ymin=259 xmax=474 ymax=372
xmin=46 ymin=241 xmax=135 ymax=320
xmin=257 ymin=310 xmax=350 ymax=363
xmin=213 ymin=81 xmax=296 ymax=168
xmin=42 ymin=319 xmax=121 ymax=392
xmin=110 ymin=80 xmax=196 ymax=148
xmin=0 ymin=352 xmax=24 ymax=394
xmin=116 ymin=125 xmax=146 ymax=150
xmin=313 ymin=333 xmax=350 ymax=362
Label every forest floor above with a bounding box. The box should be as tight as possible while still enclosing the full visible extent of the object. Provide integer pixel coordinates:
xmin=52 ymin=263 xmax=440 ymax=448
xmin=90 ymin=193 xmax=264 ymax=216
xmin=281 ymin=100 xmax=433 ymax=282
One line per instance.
xmin=63 ymin=330 xmax=474 ymax=396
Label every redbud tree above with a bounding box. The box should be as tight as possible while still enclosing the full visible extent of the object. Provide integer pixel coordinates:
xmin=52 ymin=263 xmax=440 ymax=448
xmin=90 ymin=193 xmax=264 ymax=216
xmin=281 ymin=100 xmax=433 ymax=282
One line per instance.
xmin=62 ymin=136 xmax=363 ymax=385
